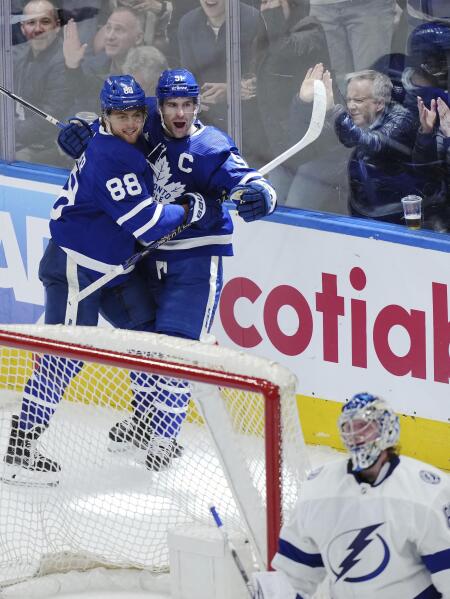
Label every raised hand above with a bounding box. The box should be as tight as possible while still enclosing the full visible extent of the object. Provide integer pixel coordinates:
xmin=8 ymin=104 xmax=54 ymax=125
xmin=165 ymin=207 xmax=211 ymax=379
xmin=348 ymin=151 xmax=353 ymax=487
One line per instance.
xmin=63 ymin=19 xmax=87 ymax=69
xmin=417 ymin=96 xmax=437 ymax=134
xmin=299 ymin=63 xmax=325 ymax=103
xmin=437 ymin=97 xmax=450 ymax=138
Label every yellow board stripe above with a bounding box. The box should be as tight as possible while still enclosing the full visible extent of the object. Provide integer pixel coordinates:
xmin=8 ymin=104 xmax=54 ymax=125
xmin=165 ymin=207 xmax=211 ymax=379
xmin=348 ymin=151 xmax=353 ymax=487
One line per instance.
xmin=297 ymin=395 xmax=450 ymax=472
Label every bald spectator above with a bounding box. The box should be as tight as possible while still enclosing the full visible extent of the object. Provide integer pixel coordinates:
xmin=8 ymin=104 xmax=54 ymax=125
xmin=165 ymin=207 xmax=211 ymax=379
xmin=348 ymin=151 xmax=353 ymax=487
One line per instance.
xmin=13 ymin=0 xmax=74 ymax=165
xmin=63 ymin=6 xmax=144 ymax=113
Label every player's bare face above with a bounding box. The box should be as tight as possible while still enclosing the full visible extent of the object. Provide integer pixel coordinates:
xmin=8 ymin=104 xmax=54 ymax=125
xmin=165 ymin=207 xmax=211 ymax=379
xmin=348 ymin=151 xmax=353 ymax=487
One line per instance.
xmin=21 ymin=1 xmax=60 ymax=53
xmin=161 ymin=99 xmax=197 ymax=138
xmin=107 ymin=109 xmax=145 ymax=144
xmin=346 ymin=79 xmax=384 ymax=128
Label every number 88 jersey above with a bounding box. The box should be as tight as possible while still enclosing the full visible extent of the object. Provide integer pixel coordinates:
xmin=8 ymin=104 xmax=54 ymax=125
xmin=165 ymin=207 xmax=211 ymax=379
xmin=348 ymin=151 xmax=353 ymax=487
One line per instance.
xmin=50 ymin=125 xmax=185 ymax=272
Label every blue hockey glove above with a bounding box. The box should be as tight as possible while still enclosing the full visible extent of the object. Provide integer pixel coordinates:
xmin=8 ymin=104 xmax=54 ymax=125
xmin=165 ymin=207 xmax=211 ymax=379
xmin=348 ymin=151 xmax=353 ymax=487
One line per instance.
xmin=184 ymin=192 xmax=207 ymax=226
xmin=57 ymin=118 xmax=93 ymax=159
xmin=229 ymin=180 xmax=277 ymax=222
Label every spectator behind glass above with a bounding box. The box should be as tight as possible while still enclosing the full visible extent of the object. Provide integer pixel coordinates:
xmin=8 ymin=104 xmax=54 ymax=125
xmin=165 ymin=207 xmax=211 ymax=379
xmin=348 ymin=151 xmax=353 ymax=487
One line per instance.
xmin=97 ymin=0 xmax=172 ymax=54
xmin=402 ymin=20 xmax=450 ymax=121
xmin=63 ymin=6 xmax=144 ymax=113
xmin=291 ymin=65 xmax=434 ymax=223
xmin=177 ymin=0 xmax=270 ymax=166
xmin=166 ymin=0 xmax=201 ymax=66
xmin=121 ymin=45 xmax=168 ymax=95
xmin=334 ymin=69 xmax=440 ymax=224
xmin=411 ymin=95 xmax=450 ymax=232
xmin=13 ymin=0 xmax=74 ymax=166
xmin=256 ymin=0 xmax=337 ymax=206
xmin=309 ymin=0 xmax=398 ymax=93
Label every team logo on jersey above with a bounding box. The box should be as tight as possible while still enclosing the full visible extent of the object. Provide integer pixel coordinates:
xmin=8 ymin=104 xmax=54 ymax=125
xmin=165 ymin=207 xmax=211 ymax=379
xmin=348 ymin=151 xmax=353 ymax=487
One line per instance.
xmin=327 ymin=523 xmax=390 ymax=583
xmin=149 ymin=151 xmax=185 ymax=204
xmin=419 ymin=470 xmax=441 ymax=484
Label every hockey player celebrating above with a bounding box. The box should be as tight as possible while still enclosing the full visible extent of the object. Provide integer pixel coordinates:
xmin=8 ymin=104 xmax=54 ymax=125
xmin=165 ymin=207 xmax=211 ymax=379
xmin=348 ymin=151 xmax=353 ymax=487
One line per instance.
xmin=11 ymin=68 xmax=277 ymax=482
xmin=270 ymin=393 xmax=450 ymax=598
xmin=2 ymin=75 xmax=208 ymax=487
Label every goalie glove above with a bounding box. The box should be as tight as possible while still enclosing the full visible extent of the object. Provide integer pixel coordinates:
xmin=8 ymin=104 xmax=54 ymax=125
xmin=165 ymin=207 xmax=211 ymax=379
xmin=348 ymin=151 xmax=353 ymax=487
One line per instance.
xmin=57 ymin=117 xmax=94 ymax=159
xmin=184 ymin=192 xmax=207 ymax=226
xmin=229 ymin=180 xmax=277 ymax=222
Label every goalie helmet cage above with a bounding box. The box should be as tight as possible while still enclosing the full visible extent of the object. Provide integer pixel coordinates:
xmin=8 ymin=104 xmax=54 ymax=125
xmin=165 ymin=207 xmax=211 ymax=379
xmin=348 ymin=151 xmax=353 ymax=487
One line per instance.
xmin=0 ymin=324 xmax=309 ymax=592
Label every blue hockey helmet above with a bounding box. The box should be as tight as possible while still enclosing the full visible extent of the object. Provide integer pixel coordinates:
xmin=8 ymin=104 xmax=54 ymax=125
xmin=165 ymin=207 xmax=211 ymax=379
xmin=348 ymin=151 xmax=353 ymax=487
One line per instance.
xmin=156 ymin=69 xmax=200 ymax=102
xmin=100 ymin=75 xmax=146 ymax=112
xmin=338 ymin=393 xmax=400 ymax=472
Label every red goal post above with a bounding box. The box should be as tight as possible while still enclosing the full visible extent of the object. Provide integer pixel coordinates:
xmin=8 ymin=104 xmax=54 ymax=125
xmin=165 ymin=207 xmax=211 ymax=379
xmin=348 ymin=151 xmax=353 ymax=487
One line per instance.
xmin=0 ymin=324 xmax=310 ymax=590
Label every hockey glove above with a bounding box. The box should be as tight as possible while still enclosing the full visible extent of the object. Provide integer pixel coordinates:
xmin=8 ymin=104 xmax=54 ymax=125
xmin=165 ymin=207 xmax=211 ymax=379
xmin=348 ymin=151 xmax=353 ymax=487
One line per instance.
xmin=229 ymin=180 xmax=277 ymax=222
xmin=184 ymin=192 xmax=207 ymax=226
xmin=57 ymin=118 xmax=93 ymax=159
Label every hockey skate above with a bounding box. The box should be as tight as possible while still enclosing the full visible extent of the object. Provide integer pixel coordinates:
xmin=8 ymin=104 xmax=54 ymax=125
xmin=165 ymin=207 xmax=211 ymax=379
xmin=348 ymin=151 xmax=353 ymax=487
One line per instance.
xmin=108 ymin=412 xmax=184 ymax=457
xmin=145 ymin=436 xmax=179 ymax=472
xmin=1 ymin=415 xmax=60 ymax=487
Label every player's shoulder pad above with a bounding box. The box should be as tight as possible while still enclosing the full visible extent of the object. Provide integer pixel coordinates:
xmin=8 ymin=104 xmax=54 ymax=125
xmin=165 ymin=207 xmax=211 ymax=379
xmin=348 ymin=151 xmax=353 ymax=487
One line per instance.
xmin=196 ymin=125 xmax=238 ymax=157
xmin=299 ymin=458 xmax=347 ymax=503
xmin=398 ymin=456 xmax=449 ymax=495
xmin=87 ymin=129 xmax=146 ymax=170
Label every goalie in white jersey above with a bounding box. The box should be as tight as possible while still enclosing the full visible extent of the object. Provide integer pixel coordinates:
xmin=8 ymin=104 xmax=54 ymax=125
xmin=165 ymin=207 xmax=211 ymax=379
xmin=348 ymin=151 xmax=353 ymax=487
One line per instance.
xmin=271 ymin=393 xmax=450 ymax=599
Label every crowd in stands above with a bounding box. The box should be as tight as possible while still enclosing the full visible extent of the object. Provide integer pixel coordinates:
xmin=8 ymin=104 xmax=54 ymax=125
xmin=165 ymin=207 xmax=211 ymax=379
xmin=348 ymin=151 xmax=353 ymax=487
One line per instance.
xmin=6 ymin=0 xmax=450 ymax=231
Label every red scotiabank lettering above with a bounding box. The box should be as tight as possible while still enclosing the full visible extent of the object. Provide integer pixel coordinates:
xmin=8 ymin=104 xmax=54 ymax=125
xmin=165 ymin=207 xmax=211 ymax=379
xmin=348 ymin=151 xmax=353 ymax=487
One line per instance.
xmin=218 ymin=267 xmax=450 ymax=384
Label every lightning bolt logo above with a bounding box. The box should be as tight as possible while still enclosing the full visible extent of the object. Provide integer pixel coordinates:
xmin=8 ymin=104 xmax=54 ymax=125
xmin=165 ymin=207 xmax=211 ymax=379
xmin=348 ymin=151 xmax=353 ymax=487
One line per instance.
xmin=329 ymin=522 xmax=390 ymax=583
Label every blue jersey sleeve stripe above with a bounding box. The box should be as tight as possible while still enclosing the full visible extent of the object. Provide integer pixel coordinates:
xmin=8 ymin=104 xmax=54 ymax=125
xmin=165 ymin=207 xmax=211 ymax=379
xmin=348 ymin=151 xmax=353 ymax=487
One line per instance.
xmin=133 ymin=203 xmax=163 ymax=238
xmin=278 ymin=539 xmax=324 ymax=568
xmin=116 ymin=196 xmax=155 ymax=225
xmin=421 ymin=548 xmax=450 ymax=573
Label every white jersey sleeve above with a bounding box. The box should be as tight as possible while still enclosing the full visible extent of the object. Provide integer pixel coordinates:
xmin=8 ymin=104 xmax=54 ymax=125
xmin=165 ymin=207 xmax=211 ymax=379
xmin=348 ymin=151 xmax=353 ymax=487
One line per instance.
xmin=271 ymin=456 xmax=450 ymax=599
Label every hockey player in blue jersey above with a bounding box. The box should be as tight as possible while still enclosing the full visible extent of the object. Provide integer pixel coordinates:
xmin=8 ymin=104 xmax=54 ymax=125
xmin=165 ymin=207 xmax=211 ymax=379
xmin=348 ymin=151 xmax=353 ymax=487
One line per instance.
xmin=269 ymin=393 xmax=450 ymax=598
xmin=56 ymin=68 xmax=277 ymax=474
xmin=2 ymin=75 xmax=208 ymax=487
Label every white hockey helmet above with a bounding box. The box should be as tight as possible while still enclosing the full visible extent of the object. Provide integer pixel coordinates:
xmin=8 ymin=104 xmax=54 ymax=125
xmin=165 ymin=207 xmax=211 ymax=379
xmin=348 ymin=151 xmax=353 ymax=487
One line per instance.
xmin=338 ymin=393 xmax=400 ymax=472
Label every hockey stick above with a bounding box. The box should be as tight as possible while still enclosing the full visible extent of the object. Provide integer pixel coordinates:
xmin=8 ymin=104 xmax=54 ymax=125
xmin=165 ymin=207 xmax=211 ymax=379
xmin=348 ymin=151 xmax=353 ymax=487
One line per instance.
xmin=258 ymin=79 xmax=327 ymax=176
xmin=209 ymin=505 xmax=254 ymax=598
xmin=65 ymin=82 xmax=327 ymax=320
xmin=65 ymin=220 xmax=190 ymax=324
xmin=0 ymin=83 xmax=64 ymax=128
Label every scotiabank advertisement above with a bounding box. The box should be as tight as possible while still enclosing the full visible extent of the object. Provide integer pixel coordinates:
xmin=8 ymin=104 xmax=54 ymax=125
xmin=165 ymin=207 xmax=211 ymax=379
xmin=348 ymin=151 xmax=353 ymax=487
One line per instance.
xmin=214 ymin=215 xmax=450 ymax=425
xmin=1 ymin=167 xmax=449 ymax=465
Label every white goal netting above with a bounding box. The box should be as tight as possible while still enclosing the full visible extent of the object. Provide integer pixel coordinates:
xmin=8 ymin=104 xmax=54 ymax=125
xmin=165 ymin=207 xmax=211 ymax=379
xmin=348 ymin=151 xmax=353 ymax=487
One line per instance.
xmin=0 ymin=324 xmax=310 ymax=591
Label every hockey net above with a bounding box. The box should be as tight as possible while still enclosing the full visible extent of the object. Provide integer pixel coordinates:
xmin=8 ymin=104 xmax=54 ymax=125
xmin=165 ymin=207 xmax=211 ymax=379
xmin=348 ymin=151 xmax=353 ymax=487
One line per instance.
xmin=0 ymin=324 xmax=309 ymax=592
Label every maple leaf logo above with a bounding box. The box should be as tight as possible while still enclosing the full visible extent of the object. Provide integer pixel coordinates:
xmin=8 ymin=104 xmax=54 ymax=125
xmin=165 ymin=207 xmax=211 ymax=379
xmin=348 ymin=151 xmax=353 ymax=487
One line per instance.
xmin=150 ymin=155 xmax=185 ymax=204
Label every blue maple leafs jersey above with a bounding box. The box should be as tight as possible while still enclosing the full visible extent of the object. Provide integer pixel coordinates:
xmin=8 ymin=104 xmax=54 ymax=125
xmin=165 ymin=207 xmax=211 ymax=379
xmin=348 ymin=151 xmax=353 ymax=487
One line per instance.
xmin=50 ymin=124 xmax=186 ymax=273
xmin=142 ymin=97 xmax=266 ymax=260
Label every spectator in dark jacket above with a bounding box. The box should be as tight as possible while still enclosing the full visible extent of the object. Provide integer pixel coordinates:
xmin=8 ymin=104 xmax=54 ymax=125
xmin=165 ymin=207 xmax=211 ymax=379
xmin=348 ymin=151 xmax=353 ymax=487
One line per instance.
xmin=290 ymin=65 xmax=433 ymax=220
xmin=177 ymin=0 xmax=269 ymax=166
xmin=334 ymin=69 xmax=433 ymax=223
xmin=13 ymin=0 xmax=75 ymax=166
xmin=411 ymin=95 xmax=450 ymax=231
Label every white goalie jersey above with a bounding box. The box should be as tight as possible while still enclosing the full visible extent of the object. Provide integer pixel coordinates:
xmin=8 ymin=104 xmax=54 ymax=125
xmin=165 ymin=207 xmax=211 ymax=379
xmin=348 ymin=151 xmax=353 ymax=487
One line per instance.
xmin=271 ymin=455 xmax=450 ymax=599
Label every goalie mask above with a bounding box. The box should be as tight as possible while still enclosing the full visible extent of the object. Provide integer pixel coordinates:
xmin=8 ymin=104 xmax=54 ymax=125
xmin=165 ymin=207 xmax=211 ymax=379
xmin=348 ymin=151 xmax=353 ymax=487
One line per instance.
xmin=338 ymin=393 xmax=400 ymax=472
